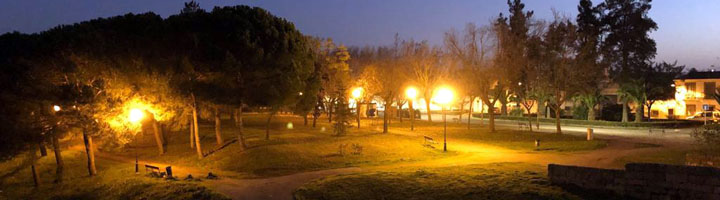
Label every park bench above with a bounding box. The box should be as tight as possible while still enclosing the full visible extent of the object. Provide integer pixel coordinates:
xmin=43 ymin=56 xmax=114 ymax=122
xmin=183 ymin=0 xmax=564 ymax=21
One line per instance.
xmin=144 ymin=164 xmax=173 ymax=178
xmin=145 ymin=164 xmax=160 ymax=173
xmin=423 ymin=136 xmax=437 ymax=148
xmin=145 ymin=164 xmax=162 ymax=177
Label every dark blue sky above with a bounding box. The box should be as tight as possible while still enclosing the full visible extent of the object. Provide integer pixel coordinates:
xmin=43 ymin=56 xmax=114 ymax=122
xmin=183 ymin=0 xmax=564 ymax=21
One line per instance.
xmin=1 ymin=0 xmax=718 ymax=68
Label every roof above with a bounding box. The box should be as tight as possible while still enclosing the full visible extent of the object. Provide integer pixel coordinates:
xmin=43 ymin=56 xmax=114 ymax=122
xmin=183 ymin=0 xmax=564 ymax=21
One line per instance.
xmin=679 ymin=71 xmax=720 ymax=80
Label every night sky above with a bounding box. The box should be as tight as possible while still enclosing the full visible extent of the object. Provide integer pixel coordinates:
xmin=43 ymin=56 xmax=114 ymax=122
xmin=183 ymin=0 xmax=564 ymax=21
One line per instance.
xmin=1 ymin=0 xmax=718 ymax=69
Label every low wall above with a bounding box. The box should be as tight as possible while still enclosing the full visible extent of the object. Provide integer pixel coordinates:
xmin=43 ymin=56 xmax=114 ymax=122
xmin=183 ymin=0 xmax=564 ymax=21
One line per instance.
xmin=686 ymin=153 xmax=720 ymax=167
xmin=548 ymin=163 xmax=720 ymax=199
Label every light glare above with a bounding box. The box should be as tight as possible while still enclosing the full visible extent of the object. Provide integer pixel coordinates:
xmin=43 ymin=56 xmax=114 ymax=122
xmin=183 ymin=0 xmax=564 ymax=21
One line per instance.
xmin=53 ymin=105 xmax=61 ymax=112
xmin=434 ymin=87 xmax=454 ymax=105
xmin=128 ymin=108 xmax=145 ymax=123
xmin=406 ymin=87 xmax=418 ymax=99
xmin=351 ymin=87 xmax=363 ymax=99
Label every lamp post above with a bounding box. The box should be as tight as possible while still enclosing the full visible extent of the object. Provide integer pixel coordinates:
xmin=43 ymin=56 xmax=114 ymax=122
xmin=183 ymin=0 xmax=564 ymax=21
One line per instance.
xmin=434 ymin=87 xmax=454 ymax=152
xmin=352 ymin=87 xmax=363 ymax=129
xmin=128 ymin=108 xmax=144 ymax=174
xmin=406 ymin=87 xmax=418 ymax=131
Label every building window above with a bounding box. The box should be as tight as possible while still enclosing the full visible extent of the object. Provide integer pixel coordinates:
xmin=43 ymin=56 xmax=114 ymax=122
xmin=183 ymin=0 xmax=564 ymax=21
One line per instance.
xmin=651 ymin=110 xmax=659 ymax=117
xmin=687 ymin=104 xmax=696 ymax=115
xmin=704 ymin=82 xmax=716 ymax=99
xmin=687 ymin=82 xmax=696 ymax=93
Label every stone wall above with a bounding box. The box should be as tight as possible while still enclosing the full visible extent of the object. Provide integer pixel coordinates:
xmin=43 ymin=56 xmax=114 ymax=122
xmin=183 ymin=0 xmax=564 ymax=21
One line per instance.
xmin=686 ymin=153 xmax=720 ymax=167
xmin=548 ymin=163 xmax=720 ymax=199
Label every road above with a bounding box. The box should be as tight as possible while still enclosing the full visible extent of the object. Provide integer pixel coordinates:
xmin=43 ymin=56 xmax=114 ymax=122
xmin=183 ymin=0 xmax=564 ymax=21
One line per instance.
xmin=420 ymin=113 xmax=695 ymax=143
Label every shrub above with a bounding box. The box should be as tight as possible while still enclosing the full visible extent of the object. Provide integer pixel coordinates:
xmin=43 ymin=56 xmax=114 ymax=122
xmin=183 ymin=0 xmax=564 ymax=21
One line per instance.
xmin=509 ymin=107 xmax=524 ymax=116
xmin=600 ymin=103 xmax=635 ymax=122
xmin=572 ymin=104 xmax=588 ymax=120
xmin=691 ymin=124 xmax=720 ymax=150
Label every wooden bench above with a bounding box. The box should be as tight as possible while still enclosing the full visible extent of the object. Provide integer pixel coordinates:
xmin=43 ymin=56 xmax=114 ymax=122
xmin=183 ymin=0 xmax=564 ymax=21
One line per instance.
xmin=145 ymin=164 xmax=160 ymax=173
xmin=423 ymin=136 xmax=437 ymax=148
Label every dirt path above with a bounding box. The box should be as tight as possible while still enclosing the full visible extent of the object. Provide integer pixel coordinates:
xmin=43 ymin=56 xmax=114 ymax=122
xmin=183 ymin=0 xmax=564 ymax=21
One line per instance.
xmin=210 ymin=167 xmax=362 ymax=200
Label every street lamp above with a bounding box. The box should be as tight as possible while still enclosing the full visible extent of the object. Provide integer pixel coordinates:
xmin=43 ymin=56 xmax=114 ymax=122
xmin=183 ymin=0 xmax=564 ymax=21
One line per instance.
xmin=127 ymin=108 xmax=145 ymax=174
xmin=405 ymin=87 xmax=418 ymax=131
xmin=53 ymin=105 xmax=61 ymax=112
xmin=128 ymin=108 xmax=145 ymax=123
xmin=351 ymin=87 xmax=363 ymax=129
xmin=434 ymin=87 xmax=454 ymax=152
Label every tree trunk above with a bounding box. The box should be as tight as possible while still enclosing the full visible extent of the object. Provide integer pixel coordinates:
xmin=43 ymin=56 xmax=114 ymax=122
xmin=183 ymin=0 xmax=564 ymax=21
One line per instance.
xmin=458 ymin=101 xmax=464 ymax=123
xmin=38 ymin=140 xmax=47 ymax=157
xmin=189 ymin=119 xmax=195 ymax=149
xmin=152 ymin=121 xmax=164 ymax=155
xmin=587 ymin=104 xmax=596 ymax=121
xmin=82 ymin=129 xmax=97 ymax=176
xmin=303 ymin=114 xmax=308 ymax=126
xmin=489 ymin=106 xmax=495 ymax=132
xmin=266 ymin=111 xmax=275 ymax=140
xmin=312 ymin=113 xmax=317 ymax=128
xmin=328 ymin=101 xmax=333 ymax=123
xmin=191 ymin=93 xmax=203 ymax=159
xmin=30 ymin=151 xmax=39 ymax=187
xmin=536 ymin=108 xmax=541 ymax=130
xmin=397 ymin=104 xmax=403 ymax=123
xmin=634 ymin=104 xmax=643 ymax=123
xmin=647 ymin=103 xmax=653 ymax=122
xmin=538 ymin=100 xmax=546 ymax=118
xmin=525 ymin=105 xmax=533 ymax=132
xmin=383 ymin=103 xmax=389 ymax=134
xmin=555 ymin=106 xmax=562 ymax=134
xmin=51 ymin=131 xmax=63 ymax=183
xmin=479 ymin=100 xmax=484 ymax=125
xmin=467 ymin=97 xmax=473 ymax=129
xmin=31 ymin=163 xmax=39 ymax=187
xmin=214 ymin=106 xmax=223 ymax=146
xmin=621 ymin=102 xmax=629 ymax=122
xmin=500 ymin=99 xmax=508 ymax=116
xmin=236 ymin=106 xmax=247 ymax=150
xmin=424 ymin=90 xmax=433 ymax=122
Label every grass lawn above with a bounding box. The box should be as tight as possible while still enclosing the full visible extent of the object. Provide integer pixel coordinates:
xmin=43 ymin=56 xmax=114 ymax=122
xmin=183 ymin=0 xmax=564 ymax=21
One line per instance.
xmin=113 ymin=114 xmax=606 ymax=178
xmin=384 ymin=119 xmax=608 ymax=152
xmin=293 ymin=162 xmax=611 ymax=200
xmin=0 ymin=150 xmax=228 ymax=200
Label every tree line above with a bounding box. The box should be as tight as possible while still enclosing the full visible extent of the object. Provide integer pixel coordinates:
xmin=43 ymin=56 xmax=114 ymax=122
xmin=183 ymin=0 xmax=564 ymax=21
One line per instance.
xmin=0 ymin=3 xmax=320 ymax=183
xmin=345 ymin=0 xmax=683 ymax=135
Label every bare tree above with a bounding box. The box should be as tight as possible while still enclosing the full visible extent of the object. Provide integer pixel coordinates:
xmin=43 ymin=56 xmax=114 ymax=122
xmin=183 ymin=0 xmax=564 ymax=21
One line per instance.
xmin=404 ymin=40 xmax=446 ymax=122
xmin=444 ymin=23 xmax=502 ymax=132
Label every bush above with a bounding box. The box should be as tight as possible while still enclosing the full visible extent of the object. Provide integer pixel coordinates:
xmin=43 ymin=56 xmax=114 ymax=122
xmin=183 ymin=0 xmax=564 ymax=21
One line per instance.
xmin=691 ymin=124 xmax=720 ymax=150
xmin=600 ymin=104 xmax=635 ymax=122
xmin=572 ymin=104 xmax=588 ymax=120
xmin=509 ymin=107 xmax=524 ymax=116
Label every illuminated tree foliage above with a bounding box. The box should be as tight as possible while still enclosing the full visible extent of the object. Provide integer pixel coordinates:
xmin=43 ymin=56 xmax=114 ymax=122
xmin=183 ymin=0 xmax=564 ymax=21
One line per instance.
xmin=0 ymin=5 xmax=317 ymax=178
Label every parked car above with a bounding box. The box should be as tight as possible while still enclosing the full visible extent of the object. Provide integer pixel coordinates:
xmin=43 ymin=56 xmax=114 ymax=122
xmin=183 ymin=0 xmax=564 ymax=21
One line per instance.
xmin=686 ymin=111 xmax=720 ymax=122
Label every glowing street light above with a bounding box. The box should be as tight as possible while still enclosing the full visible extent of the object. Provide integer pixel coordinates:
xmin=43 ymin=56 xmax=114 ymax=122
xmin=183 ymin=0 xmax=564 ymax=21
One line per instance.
xmin=128 ymin=108 xmax=145 ymax=123
xmin=406 ymin=87 xmax=418 ymax=131
xmin=127 ymin=108 xmax=148 ymax=172
xmin=433 ymin=86 xmax=454 ymax=152
xmin=351 ymin=87 xmax=363 ymax=129
xmin=53 ymin=105 xmax=61 ymax=112
xmin=351 ymin=87 xmax=363 ymax=99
